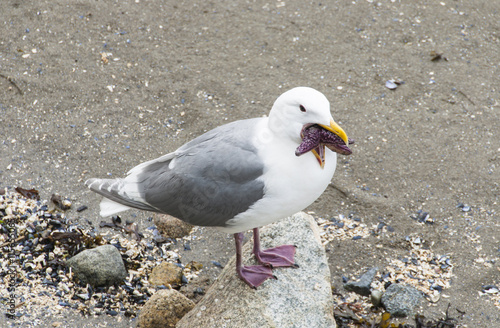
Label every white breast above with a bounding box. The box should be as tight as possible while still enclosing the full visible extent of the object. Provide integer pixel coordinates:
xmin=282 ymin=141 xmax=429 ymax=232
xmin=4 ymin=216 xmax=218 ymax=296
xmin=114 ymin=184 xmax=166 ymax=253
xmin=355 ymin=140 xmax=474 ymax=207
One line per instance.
xmin=221 ymin=120 xmax=337 ymax=233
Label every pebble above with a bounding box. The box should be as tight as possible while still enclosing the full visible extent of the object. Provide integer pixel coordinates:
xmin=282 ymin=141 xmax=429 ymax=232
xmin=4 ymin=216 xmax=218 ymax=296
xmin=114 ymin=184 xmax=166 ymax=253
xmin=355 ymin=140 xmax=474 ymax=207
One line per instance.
xmin=371 ymin=290 xmax=383 ymax=307
xmin=67 ymin=245 xmax=128 ymax=287
xmin=211 ymin=260 xmax=224 ymax=268
xmin=381 ymin=283 xmax=424 ymax=317
xmin=76 ymin=205 xmax=88 ymax=212
xmin=344 ymin=267 xmax=378 ymax=296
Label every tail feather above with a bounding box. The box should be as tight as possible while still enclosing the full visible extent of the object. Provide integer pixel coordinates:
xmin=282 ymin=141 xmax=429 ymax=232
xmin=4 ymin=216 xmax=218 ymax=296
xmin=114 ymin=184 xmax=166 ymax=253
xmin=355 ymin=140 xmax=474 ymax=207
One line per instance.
xmin=99 ymin=198 xmax=132 ymax=217
xmin=85 ymin=178 xmax=158 ymax=216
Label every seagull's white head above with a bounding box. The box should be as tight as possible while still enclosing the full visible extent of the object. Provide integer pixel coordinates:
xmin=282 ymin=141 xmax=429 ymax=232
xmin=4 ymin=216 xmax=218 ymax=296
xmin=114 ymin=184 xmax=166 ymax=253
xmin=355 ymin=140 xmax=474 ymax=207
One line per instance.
xmin=269 ymin=87 xmax=347 ymax=143
xmin=268 ymin=87 xmax=351 ymax=167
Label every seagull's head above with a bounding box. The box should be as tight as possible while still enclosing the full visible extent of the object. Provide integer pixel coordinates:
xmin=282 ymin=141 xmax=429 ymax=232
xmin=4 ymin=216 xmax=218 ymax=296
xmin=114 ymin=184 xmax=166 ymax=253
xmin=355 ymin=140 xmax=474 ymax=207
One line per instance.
xmin=269 ymin=87 xmax=352 ymax=167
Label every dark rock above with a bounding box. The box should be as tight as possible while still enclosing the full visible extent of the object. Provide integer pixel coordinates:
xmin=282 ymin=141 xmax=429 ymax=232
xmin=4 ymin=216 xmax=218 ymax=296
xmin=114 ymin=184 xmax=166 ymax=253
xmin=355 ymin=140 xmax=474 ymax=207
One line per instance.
xmin=381 ymin=283 xmax=424 ymax=317
xmin=66 ymin=244 xmax=127 ymax=287
xmin=344 ymin=267 xmax=378 ymax=296
xmin=211 ymin=260 xmax=223 ymax=268
xmin=76 ymin=205 xmax=88 ymax=212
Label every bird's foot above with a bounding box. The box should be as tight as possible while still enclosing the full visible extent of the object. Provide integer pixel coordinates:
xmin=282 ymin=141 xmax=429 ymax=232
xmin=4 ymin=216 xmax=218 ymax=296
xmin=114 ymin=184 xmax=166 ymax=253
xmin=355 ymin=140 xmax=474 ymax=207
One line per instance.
xmin=254 ymin=244 xmax=298 ymax=268
xmin=237 ymin=265 xmax=277 ymax=289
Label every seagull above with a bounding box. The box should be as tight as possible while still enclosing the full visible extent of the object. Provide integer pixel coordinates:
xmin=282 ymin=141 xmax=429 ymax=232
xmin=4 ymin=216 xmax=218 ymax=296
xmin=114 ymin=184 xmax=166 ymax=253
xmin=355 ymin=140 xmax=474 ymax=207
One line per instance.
xmin=86 ymin=87 xmax=352 ymax=288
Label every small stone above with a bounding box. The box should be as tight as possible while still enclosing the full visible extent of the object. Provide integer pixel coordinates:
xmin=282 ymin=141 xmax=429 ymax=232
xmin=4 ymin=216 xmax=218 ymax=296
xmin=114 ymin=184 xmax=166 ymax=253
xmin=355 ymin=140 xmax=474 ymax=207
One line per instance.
xmin=154 ymin=214 xmax=193 ymax=238
xmin=149 ymin=262 xmax=183 ymax=287
xmin=137 ymin=289 xmax=195 ymax=328
xmin=66 ymin=245 xmax=127 ymax=287
xmin=344 ymin=267 xmax=378 ymax=296
xmin=211 ymin=260 xmax=223 ymax=268
xmin=76 ymin=205 xmax=88 ymax=212
xmin=381 ymin=284 xmax=424 ymax=317
xmin=52 ymin=322 xmax=62 ymax=327
xmin=371 ymin=290 xmax=383 ymax=307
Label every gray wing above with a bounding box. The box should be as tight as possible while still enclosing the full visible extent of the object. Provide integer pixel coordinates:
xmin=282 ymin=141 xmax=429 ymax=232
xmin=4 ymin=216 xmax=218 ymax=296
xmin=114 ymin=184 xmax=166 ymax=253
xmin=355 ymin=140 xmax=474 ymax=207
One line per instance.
xmin=90 ymin=118 xmax=266 ymax=227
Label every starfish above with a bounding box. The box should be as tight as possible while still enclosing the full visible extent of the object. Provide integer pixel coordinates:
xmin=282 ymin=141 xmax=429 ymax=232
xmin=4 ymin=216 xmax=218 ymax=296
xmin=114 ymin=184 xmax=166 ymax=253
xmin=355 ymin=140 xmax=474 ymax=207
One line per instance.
xmin=296 ymin=124 xmax=354 ymax=167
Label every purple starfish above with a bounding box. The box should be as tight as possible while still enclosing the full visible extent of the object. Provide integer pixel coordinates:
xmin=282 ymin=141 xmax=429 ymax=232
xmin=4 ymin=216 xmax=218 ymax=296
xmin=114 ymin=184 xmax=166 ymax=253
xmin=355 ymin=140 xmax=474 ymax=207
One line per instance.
xmin=296 ymin=125 xmax=354 ymax=164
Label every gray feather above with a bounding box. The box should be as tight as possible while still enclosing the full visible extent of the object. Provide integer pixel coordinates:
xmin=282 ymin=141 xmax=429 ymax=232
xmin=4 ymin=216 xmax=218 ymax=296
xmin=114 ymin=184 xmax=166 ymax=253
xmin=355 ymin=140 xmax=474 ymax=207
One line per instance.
xmin=86 ymin=118 xmax=266 ymax=227
xmin=139 ymin=118 xmax=265 ymax=227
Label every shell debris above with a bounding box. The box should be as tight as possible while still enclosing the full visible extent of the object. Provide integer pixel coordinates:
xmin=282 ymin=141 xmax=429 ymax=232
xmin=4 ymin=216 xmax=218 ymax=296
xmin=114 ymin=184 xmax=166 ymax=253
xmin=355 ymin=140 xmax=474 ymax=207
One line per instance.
xmin=0 ymin=188 xmax=201 ymax=323
xmin=315 ymin=213 xmax=458 ymax=325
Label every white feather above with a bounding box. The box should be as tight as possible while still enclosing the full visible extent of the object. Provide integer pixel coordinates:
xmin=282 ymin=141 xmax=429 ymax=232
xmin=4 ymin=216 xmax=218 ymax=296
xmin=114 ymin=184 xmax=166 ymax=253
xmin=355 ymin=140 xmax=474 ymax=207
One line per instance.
xmin=100 ymin=198 xmax=131 ymax=217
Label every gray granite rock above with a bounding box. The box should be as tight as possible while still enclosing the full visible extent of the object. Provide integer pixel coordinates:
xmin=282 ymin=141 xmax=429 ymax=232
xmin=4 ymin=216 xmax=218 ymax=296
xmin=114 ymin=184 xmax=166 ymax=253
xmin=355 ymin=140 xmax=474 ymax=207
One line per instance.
xmin=381 ymin=283 xmax=424 ymax=317
xmin=344 ymin=267 xmax=378 ymax=296
xmin=66 ymin=244 xmax=127 ymax=287
xmin=176 ymin=212 xmax=336 ymax=328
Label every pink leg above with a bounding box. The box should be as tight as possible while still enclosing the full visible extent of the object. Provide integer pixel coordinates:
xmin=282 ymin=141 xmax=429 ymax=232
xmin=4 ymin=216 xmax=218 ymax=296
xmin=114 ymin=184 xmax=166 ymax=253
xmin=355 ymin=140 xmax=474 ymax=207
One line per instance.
xmin=234 ymin=232 xmax=276 ymax=288
xmin=252 ymin=228 xmax=298 ymax=268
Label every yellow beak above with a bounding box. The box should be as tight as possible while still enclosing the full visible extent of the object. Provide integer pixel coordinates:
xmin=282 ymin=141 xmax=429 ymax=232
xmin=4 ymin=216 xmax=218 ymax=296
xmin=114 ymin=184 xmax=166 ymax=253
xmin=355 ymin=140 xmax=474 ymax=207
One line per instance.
xmin=318 ymin=119 xmax=349 ymax=145
xmin=311 ymin=146 xmax=326 ymax=169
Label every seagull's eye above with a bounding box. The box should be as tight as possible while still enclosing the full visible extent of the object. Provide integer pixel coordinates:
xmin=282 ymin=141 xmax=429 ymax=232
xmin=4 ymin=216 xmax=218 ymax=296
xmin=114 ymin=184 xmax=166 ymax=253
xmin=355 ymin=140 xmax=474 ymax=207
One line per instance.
xmin=299 ymin=105 xmax=306 ymax=112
